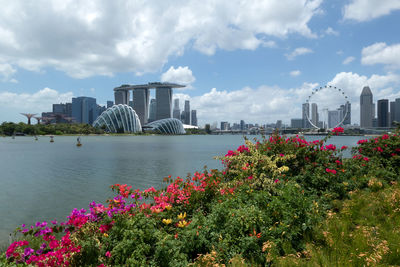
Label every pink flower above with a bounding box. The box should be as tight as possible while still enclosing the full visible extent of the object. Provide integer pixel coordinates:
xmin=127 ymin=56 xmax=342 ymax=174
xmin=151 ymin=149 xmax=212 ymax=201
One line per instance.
xmin=377 ymin=147 xmax=383 ymax=152
xmin=363 ymin=157 xmax=369 ymax=162
xmin=341 ymin=145 xmax=348 ymax=150
xmin=325 ymin=144 xmax=336 ymax=151
xmin=247 ymin=176 xmax=253 ymax=180
xmin=326 ymin=168 xmax=337 ymax=174
xmin=105 ymin=251 xmax=111 ymax=258
xmin=274 ymin=179 xmax=279 ymax=183
xmin=279 ymin=153 xmax=285 ymax=157
xmin=332 ymin=127 xmax=344 ymax=135
xmin=144 ymin=187 xmax=157 ymax=193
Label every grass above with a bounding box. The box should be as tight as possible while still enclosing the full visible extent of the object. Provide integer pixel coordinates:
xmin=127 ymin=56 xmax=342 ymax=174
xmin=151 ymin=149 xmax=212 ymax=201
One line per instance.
xmin=274 ymin=180 xmax=400 ymax=266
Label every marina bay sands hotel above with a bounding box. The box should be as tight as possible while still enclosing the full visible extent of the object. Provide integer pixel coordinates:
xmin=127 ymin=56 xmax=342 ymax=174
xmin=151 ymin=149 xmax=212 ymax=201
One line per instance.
xmin=114 ymin=82 xmax=185 ymax=125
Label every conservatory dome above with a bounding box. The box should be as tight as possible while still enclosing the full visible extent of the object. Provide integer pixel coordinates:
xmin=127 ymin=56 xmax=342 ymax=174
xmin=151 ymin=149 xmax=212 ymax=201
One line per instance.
xmin=93 ymin=104 xmax=142 ymax=133
xmin=146 ymin=118 xmax=186 ymax=134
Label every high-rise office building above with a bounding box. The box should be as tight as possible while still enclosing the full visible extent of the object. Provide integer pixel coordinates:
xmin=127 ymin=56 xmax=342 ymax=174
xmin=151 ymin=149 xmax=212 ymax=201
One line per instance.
xmin=302 ymin=103 xmax=311 ymax=128
xmin=107 ymin=101 xmax=114 ymax=108
xmin=184 ymin=100 xmax=190 ymax=125
xmin=311 ymin=103 xmax=318 ymax=126
xmin=328 ymin=110 xmax=340 ymax=128
xmin=148 ymin=99 xmax=157 ymax=122
xmin=155 ymin=87 xmax=172 ymax=120
xmin=343 ymin=102 xmax=351 ymax=125
xmin=180 ymin=110 xmax=185 ymax=123
xmin=191 ymin=110 xmax=197 ymax=126
xmin=53 ymin=103 xmax=66 ymax=114
xmin=360 ymin=86 xmax=374 ymax=127
xmin=240 ymin=120 xmax=245 ymax=130
xmin=173 ymin=99 xmax=180 ymax=119
xmin=390 ymin=101 xmax=396 ymax=127
xmin=395 ymin=98 xmax=400 ymax=124
xmin=377 ymin=99 xmax=389 ymax=127
xmin=72 ymin=96 xmax=98 ymax=124
xmin=220 ymin=121 xmax=229 ymax=130
xmin=291 ymin=118 xmax=303 ymax=128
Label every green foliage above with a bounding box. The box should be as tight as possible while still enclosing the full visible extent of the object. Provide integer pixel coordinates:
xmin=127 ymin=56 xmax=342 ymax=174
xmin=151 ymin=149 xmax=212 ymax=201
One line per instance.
xmin=3 ymin=130 xmax=400 ymax=266
xmin=0 ymin=122 xmax=104 ymax=136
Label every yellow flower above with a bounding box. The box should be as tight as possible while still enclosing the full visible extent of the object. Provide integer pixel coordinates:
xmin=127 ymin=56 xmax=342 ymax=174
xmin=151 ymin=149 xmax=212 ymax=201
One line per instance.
xmin=165 ymin=205 xmax=172 ymax=211
xmin=177 ymin=212 xmax=186 ymax=220
xmin=177 ymin=220 xmax=187 ymax=228
xmin=103 ymin=233 xmax=109 ymax=237
xmin=162 ymin=219 xmax=172 ymax=225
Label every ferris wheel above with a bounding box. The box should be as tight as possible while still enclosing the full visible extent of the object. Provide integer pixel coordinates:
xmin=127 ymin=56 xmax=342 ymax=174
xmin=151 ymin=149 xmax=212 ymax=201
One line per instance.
xmin=305 ymin=85 xmax=350 ymax=129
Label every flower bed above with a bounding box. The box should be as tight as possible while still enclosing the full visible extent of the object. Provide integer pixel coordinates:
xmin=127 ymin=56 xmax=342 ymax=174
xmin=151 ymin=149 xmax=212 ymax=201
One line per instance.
xmin=2 ymin=128 xmax=399 ymax=266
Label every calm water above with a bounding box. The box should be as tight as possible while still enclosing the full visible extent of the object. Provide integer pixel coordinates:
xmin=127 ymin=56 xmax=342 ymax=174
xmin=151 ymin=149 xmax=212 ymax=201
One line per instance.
xmin=0 ymin=134 xmax=365 ymax=244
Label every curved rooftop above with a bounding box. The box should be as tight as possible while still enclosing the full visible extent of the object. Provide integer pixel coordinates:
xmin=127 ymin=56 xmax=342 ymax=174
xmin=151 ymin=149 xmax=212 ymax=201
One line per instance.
xmin=114 ymin=82 xmax=185 ymax=91
xmin=146 ymin=118 xmax=186 ymax=135
xmin=93 ymin=104 xmax=142 ymax=133
xmin=361 ymin=86 xmax=372 ymax=95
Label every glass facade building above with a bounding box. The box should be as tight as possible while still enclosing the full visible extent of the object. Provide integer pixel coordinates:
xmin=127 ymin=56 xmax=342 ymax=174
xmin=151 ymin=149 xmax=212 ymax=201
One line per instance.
xmin=72 ymin=97 xmax=97 ymax=124
xmin=93 ymin=104 xmax=142 ymax=133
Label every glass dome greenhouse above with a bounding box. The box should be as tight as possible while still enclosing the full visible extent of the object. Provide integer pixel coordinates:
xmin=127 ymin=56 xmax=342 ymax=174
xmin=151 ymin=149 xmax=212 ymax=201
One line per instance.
xmin=93 ymin=104 xmax=142 ymax=133
xmin=146 ymin=118 xmax=186 ymax=134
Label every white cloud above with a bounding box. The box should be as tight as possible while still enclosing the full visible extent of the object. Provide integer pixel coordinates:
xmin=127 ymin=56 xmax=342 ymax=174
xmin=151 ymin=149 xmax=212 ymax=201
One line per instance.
xmin=285 ymin=47 xmax=313 ymax=60
xmin=0 ymin=1 xmax=322 ymax=78
xmin=290 ymin=70 xmax=301 ymax=77
xmin=0 ymin=63 xmax=17 ymax=82
xmin=343 ymin=56 xmax=355 ymax=65
xmin=361 ymin=42 xmax=400 ymax=68
xmin=343 ymin=0 xmax=400 ymax=21
xmin=0 ymin=88 xmax=74 ymax=122
xmin=161 ymin=66 xmax=196 ymax=88
xmin=325 ymin=27 xmax=339 ymax=36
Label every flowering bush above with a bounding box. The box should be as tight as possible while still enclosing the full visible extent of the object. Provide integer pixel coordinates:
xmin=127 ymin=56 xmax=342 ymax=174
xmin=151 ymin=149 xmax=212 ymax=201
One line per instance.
xmin=2 ymin=129 xmax=399 ymax=266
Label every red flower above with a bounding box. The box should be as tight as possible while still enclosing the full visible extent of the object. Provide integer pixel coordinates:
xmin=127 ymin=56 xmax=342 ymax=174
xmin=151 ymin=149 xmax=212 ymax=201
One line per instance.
xmin=332 ymin=127 xmax=344 ymax=135
xmin=105 ymin=251 xmax=111 ymax=258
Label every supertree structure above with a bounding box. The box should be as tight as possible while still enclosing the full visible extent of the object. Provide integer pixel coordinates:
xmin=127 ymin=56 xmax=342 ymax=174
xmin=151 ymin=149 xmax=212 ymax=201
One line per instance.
xmin=21 ymin=113 xmax=37 ymax=125
xmin=34 ymin=117 xmax=42 ymax=124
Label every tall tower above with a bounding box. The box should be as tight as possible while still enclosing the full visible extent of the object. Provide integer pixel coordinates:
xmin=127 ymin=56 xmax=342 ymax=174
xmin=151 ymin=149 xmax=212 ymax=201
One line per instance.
xmin=173 ymin=98 xmax=180 ymax=119
xmin=155 ymin=87 xmax=172 ymax=120
xmin=148 ymin=99 xmax=157 ymax=122
xmin=133 ymin=88 xmax=150 ymax=125
xmin=377 ymin=99 xmax=389 ymax=127
xmin=302 ymin=103 xmax=310 ymax=128
xmin=191 ymin=110 xmax=197 ymax=126
xmin=184 ymin=100 xmax=190 ymax=125
xmin=395 ymin=98 xmax=400 ymax=124
xmin=114 ymin=90 xmax=130 ymax=105
xmin=360 ymin=86 xmax=374 ymax=128
xmin=311 ymin=103 xmax=318 ymax=126
xmin=390 ymin=101 xmax=396 ymax=127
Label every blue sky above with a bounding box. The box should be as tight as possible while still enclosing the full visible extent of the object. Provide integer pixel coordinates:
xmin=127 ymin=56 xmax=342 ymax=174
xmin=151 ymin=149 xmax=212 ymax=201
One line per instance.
xmin=1 ymin=0 xmax=400 ymax=126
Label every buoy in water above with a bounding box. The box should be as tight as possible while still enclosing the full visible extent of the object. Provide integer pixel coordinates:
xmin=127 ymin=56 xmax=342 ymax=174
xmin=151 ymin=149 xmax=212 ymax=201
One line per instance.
xmin=50 ymin=136 xmax=54 ymax=143
xmin=76 ymin=137 xmax=82 ymax=147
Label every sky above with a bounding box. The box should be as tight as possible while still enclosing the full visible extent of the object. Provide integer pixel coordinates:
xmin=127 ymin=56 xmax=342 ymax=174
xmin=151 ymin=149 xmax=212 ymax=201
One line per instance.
xmin=1 ymin=0 xmax=400 ymax=126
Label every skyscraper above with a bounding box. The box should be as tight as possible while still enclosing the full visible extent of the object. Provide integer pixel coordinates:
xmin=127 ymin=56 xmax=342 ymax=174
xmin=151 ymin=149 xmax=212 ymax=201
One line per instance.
xmin=191 ymin=110 xmax=197 ymax=126
xmin=72 ymin=97 xmax=98 ymax=124
xmin=311 ymin=103 xmax=318 ymax=126
xmin=377 ymin=99 xmax=389 ymax=127
xmin=302 ymin=103 xmax=311 ymax=128
xmin=390 ymin=101 xmax=396 ymax=127
xmin=240 ymin=120 xmax=245 ymax=130
xmin=148 ymin=99 xmax=157 ymax=122
xmin=155 ymin=87 xmax=172 ymax=120
xmin=114 ymin=90 xmax=130 ymax=105
xmin=107 ymin=101 xmax=114 ymax=108
xmin=184 ymin=100 xmax=190 ymax=125
xmin=173 ymin=98 xmax=180 ymax=119
xmin=360 ymin=86 xmax=374 ymax=127
xmin=328 ymin=110 xmax=340 ymax=128
xmin=395 ymin=98 xmax=400 ymax=124
xmin=132 ymin=88 xmax=150 ymax=125
xmin=343 ymin=102 xmax=351 ymax=125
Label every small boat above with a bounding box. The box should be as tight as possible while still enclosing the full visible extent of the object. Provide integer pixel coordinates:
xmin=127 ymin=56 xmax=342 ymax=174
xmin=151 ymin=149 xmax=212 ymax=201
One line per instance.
xmin=50 ymin=136 xmax=54 ymax=143
xmin=34 ymin=136 xmax=38 ymax=141
xmin=76 ymin=137 xmax=82 ymax=147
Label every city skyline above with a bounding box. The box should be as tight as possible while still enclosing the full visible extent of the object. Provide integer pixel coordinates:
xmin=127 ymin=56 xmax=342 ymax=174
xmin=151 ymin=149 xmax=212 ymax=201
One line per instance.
xmin=1 ymin=1 xmax=400 ymax=125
